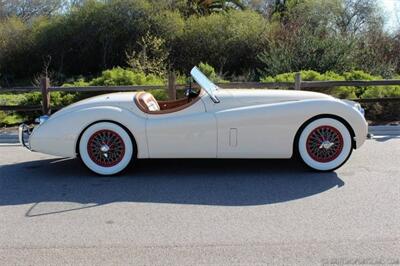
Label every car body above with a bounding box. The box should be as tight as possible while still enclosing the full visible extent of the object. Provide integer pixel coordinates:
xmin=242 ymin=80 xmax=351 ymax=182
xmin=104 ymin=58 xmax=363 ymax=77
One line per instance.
xmin=20 ymin=67 xmax=368 ymax=175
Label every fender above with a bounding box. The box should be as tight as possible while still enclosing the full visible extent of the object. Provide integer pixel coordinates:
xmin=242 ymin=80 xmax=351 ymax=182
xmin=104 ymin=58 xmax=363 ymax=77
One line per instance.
xmin=215 ymin=99 xmax=367 ymax=158
xmin=30 ymin=106 xmax=148 ymax=158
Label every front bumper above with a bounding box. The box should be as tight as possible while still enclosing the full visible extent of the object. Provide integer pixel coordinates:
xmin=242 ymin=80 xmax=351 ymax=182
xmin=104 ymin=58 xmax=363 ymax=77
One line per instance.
xmin=18 ymin=124 xmax=33 ymax=150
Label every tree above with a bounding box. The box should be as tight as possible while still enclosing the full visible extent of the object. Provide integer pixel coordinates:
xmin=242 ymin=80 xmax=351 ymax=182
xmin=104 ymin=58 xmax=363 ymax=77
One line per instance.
xmin=126 ymin=32 xmax=169 ymax=76
xmin=184 ymin=0 xmax=245 ymax=16
xmin=334 ymin=0 xmax=383 ymax=36
xmin=0 ymin=17 xmax=32 ymax=83
xmin=0 ymin=0 xmax=66 ymax=21
xmin=172 ymin=10 xmax=267 ymax=76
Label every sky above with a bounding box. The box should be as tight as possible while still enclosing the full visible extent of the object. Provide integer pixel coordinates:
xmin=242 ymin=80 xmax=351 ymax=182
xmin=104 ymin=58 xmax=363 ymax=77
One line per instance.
xmin=380 ymin=0 xmax=399 ymax=32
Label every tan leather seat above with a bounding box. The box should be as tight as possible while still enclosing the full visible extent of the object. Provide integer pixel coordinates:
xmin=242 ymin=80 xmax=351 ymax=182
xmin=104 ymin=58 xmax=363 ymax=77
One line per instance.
xmin=135 ymin=92 xmax=160 ymax=112
xmin=135 ymin=90 xmax=204 ymax=114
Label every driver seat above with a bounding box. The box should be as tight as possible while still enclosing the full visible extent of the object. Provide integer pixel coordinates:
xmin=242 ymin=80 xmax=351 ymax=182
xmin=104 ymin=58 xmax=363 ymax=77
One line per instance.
xmin=135 ymin=90 xmax=203 ymax=114
xmin=135 ymin=92 xmax=160 ymax=112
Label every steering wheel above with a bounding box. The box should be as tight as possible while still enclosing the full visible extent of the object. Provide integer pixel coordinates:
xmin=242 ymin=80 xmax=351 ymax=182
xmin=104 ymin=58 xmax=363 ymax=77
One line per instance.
xmin=185 ymin=87 xmax=193 ymax=97
xmin=185 ymin=87 xmax=198 ymax=102
xmin=185 ymin=78 xmax=199 ymax=102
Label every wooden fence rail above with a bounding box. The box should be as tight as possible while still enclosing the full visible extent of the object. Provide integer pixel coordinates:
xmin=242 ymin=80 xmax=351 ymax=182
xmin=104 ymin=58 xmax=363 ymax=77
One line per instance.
xmin=1 ymin=72 xmax=400 ymax=115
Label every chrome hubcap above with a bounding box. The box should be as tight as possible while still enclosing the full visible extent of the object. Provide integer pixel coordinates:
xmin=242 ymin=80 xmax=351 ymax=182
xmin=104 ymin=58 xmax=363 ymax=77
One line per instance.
xmin=306 ymin=125 xmax=344 ymax=163
xmin=100 ymin=144 xmax=110 ymax=153
xmin=87 ymin=130 xmax=125 ymax=167
xmin=319 ymin=140 xmax=335 ymax=150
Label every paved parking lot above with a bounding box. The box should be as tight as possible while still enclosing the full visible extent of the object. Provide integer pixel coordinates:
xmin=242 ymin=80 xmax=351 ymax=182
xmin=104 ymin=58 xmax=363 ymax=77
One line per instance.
xmin=0 ymin=138 xmax=399 ymax=265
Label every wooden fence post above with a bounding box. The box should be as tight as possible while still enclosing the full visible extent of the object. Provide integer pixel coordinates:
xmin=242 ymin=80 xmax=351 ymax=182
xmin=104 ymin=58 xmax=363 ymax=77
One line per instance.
xmin=295 ymin=72 xmax=302 ymax=90
xmin=41 ymin=77 xmax=50 ymax=115
xmin=168 ymin=71 xmax=176 ymax=100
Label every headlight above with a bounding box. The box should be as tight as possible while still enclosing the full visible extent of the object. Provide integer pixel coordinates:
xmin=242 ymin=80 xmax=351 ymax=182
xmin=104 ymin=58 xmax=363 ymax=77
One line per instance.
xmin=341 ymin=99 xmax=365 ymax=117
xmin=354 ymin=103 xmax=365 ymax=116
xmin=35 ymin=115 xmax=49 ymax=125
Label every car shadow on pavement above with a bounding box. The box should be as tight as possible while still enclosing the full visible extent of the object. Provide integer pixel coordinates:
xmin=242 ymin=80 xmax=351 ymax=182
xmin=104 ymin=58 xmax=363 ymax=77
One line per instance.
xmin=371 ymin=136 xmax=400 ymax=142
xmin=0 ymin=158 xmax=344 ymax=216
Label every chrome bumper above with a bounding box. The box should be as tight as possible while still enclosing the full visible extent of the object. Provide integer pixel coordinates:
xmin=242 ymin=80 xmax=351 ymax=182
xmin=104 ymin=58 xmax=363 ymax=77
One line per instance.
xmin=18 ymin=124 xmax=32 ymax=150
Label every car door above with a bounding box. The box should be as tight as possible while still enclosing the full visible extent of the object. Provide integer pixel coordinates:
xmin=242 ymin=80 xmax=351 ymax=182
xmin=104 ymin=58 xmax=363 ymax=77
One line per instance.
xmin=201 ymin=90 xmax=296 ymax=159
xmin=145 ymin=96 xmax=217 ymax=158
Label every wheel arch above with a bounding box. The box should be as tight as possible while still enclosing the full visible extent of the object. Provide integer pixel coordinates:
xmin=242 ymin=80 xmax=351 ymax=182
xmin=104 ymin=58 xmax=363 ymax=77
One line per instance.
xmin=292 ymin=114 xmax=356 ymax=158
xmin=75 ymin=120 xmax=138 ymax=158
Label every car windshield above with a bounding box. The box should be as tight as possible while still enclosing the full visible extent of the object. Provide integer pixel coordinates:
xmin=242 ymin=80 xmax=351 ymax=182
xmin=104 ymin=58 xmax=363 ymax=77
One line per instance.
xmin=190 ymin=66 xmax=220 ymax=103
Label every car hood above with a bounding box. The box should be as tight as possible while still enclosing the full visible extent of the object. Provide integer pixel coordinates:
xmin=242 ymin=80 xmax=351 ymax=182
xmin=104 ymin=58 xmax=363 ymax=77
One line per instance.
xmin=213 ymin=89 xmax=333 ymax=108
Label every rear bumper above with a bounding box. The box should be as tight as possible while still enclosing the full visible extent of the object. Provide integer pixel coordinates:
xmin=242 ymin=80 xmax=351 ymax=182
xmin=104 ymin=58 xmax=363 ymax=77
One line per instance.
xmin=18 ymin=124 xmax=33 ymax=150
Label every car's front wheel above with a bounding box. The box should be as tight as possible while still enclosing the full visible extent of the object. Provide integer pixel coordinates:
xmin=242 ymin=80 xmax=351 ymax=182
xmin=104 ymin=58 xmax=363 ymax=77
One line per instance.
xmin=79 ymin=122 xmax=134 ymax=175
xmin=298 ymin=118 xmax=353 ymax=171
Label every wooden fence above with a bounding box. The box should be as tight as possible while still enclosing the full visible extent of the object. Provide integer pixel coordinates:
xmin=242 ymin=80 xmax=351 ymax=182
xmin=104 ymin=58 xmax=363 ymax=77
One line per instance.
xmin=1 ymin=72 xmax=400 ymax=115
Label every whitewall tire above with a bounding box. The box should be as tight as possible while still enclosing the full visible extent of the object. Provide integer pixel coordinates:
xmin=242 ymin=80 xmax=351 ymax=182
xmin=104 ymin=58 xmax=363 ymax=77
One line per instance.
xmin=298 ymin=118 xmax=353 ymax=171
xmin=79 ymin=122 xmax=134 ymax=175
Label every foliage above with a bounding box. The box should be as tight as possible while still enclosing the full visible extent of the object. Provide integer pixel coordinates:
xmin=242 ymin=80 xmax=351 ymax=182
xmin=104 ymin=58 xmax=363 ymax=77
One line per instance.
xmin=257 ymin=0 xmax=399 ymax=78
xmin=62 ymin=78 xmax=89 ymax=87
xmin=184 ymin=0 xmax=245 ymax=16
xmin=172 ymin=9 xmax=268 ymax=76
xmin=0 ymin=17 xmax=32 ymax=84
xmin=0 ymin=93 xmax=32 ymax=126
xmin=0 ymin=0 xmax=183 ymax=83
xmin=0 ymin=0 xmax=65 ymax=21
xmin=361 ymin=87 xmax=400 ymax=99
xmin=126 ymin=32 xmax=169 ymax=76
xmin=0 ymin=111 xmax=6 ymax=123
xmin=261 ymin=70 xmax=400 ymax=99
xmin=258 ymin=29 xmax=355 ymax=76
xmin=89 ymin=67 xmax=164 ymax=86
xmin=62 ymin=67 xmax=167 ymax=101
xmin=1 ymin=0 xmax=399 ymax=85
xmin=0 ymin=113 xmax=25 ymax=126
xmin=258 ymin=0 xmax=355 ymax=76
xmin=156 ymin=0 xmax=246 ymax=17
xmin=198 ymin=62 xmax=227 ymax=83
xmin=63 ymin=67 xmax=166 ymax=87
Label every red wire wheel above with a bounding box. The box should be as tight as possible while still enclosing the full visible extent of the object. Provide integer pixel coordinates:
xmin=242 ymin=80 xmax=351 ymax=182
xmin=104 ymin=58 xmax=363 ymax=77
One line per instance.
xmin=87 ymin=129 xmax=126 ymax=167
xmin=306 ymin=125 xmax=344 ymax=163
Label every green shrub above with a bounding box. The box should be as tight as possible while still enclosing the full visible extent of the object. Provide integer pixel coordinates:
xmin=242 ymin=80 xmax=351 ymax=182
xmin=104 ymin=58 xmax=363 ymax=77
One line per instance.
xmin=361 ymin=86 xmax=400 ymax=99
xmin=198 ymin=62 xmax=227 ymax=83
xmin=148 ymin=89 xmax=168 ymax=101
xmin=61 ymin=68 xmax=168 ymax=102
xmin=0 ymin=93 xmax=35 ymax=126
xmin=0 ymin=93 xmax=28 ymax=105
xmin=62 ymin=78 xmax=90 ymax=87
xmin=259 ymin=70 xmax=393 ymax=99
xmin=198 ymin=62 xmax=217 ymax=81
xmin=0 ymin=111 xmax=7 ymax=123
xmin=342 ymin=70 xmax=383 ymax=97
xmin=260 ymin=70 xmax=327 ymax=83
xmin=0 ymin=113 xmax=25 ymax=126
xmin=89 ymin=67 xmax=164 ymax=86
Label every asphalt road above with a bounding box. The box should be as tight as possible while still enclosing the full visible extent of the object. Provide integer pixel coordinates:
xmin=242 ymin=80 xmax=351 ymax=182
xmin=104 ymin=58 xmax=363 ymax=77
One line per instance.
xmin=0 ymin=138 xmax=399 ymax=265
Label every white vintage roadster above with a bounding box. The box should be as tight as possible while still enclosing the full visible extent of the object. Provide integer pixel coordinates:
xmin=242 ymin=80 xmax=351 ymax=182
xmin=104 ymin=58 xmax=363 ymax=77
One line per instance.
xmin=19 ymin=67 xmax=367 ymax=175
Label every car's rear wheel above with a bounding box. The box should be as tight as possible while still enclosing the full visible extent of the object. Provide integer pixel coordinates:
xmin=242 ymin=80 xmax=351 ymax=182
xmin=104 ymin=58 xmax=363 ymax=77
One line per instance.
xmin=298 ymin=118 xmax=352 ymax=171
xmin=79 ymin=122 xmax=134 ymax=175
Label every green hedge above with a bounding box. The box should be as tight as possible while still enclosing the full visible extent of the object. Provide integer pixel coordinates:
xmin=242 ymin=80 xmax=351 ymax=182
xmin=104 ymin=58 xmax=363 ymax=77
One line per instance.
xmin=261 ymin=70 xmax=400 ymax=99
